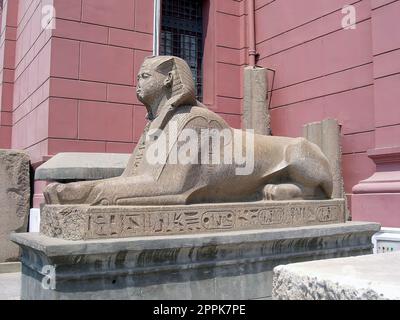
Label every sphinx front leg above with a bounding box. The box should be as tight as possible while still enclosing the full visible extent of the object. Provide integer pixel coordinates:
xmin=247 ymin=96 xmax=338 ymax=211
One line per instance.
xmin=43 ymin=180 xmax=101 ymax=205
xmin=84 ymin=176 xmax=157 ymax=206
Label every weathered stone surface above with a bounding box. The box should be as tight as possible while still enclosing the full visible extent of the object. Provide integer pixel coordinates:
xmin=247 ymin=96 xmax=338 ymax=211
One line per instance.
xmin=11 ymin=222 xmax=380 ymax=300
xmin=272 ymin=251 xmax=400 ymax=300
xmin=43 ymin=56 xmax=334 ymax=207
xmin=243 ymin=66 xmax=270 ymax=135
xmin=35 ymin=152 xmax=130 ymax=181
xmin=40 ymin=199 xmax=346 ymax=240
xmin=0 ymin=149 xmax=30 ymax=262
xmin=303 ymin=119 xmax=349 ymax=218
xmin=303 ymin=119 xmax=345 ymax=200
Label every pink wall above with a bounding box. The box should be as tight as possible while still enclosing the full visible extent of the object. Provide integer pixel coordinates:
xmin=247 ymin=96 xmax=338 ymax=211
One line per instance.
xmin=351 ymin=0 xmax=400 ymax=227
xmin=12 ymin=0 xmax=52 ymax=163
xmin=42 ymin=0 xmax=152 ymax=160
xmin=204 ymin=0 xmax=245 ymax=128
xmin=255 ymin=0 xmax=377 ymax=216
xmin=0 ymin=0 xmax=18 ymax=149
xmin=6 ymin=0 xmax=244 ymax=163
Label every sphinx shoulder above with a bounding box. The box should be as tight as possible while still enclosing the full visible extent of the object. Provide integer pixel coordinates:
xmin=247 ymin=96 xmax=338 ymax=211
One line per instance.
xmin=173 ymin=105 xmax=229 ymax=130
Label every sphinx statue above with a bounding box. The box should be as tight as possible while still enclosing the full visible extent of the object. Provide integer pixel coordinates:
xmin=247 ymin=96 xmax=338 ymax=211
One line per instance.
xmin=43 ymin=56 xmax=333 ymax=206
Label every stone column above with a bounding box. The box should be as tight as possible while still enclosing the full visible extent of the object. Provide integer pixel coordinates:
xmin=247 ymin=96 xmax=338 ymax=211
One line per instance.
xmin=303 ymin=119 xmax=345 ymax=200
xmin=243 ymin=66 xmax=270 ymax=135
xmin=352 ymin=1 xmax=400 ymax=227
xmin=303 ymin=119 xmax=348 ymax=219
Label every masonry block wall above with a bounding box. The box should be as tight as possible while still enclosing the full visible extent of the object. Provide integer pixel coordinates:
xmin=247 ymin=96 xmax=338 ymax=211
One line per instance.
xmin=206 ymin=0 xmax=245 ymax=128
xmin=351 ymin=0 xmax=400 ymax=227
xmin=12 ymin=0 xmax=53 ymax=164
xmin=45 ymin=0 xmax=153 ymax=159
xmin=1 ymin=0 xmax=244 ymax=163
xmin=0 ymin=0 xmax=18 ymax=149
xmin=255 ymin=0 xmax=377 ymax=214
xmin=370 ymin=0 xmax=400 ymax=150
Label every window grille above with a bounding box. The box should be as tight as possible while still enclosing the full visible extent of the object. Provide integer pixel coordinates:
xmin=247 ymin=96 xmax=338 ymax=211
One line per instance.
xmin=160 ymin=0 xmax=204 ymax=101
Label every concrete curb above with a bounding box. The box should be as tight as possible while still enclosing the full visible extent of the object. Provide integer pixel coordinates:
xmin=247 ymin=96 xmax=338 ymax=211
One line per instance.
xmin=0 ymin=262 xmax=21 ymax=274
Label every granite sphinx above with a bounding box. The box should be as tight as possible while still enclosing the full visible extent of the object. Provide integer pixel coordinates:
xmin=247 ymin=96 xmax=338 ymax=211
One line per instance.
xmin=43 ymin=56 xmax=333 ymax=207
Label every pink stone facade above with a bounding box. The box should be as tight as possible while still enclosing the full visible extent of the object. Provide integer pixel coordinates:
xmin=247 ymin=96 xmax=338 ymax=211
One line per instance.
xmin=0 ymin=0 xmax=399 ymax=227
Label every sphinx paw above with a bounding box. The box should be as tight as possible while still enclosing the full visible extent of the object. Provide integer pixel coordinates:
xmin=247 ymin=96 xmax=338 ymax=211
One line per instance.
xmin=263 ymin=184 xmax=303 ymax=201
xmin=43 ymin=182 xmax=63 ymax=204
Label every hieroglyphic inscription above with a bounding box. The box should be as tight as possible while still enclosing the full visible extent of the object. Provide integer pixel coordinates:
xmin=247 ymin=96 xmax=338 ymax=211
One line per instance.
xmin=317 ymin=205 xmax=340 ymax=222
xmin=88 ymin=213 xmax=144 ymax=237
xmin=77 ymin=200 xmax=346 ymax=240
xmin=202 ymin=211 xmax=234 ymax=230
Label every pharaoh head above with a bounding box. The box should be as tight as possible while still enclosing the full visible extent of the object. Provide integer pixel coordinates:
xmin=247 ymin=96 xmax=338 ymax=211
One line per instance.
xmin=137 ymin=56 xmax=197 ymax=119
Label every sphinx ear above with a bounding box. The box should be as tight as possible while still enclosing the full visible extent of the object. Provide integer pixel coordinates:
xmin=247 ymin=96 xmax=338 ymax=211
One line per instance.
xmin=164 ymin=71 xmax=173 ymax=87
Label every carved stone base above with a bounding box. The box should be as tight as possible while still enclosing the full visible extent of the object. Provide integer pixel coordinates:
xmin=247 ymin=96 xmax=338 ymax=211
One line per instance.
xmin=40 ymin=199 xmax=346 ymax=240
xmin=11 ymin=222 xmax=380 ymax=300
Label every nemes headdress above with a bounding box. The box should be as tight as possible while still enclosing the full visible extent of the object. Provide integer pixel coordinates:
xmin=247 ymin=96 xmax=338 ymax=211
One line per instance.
xmin=143 ymin=55 xmax=199 ymax=130
xmin=144 ymin=55 xmax=197 ymax=108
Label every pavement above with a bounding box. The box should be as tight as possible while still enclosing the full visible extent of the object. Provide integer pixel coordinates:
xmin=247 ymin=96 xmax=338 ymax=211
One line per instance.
xmin=0 ymin=272 xmax=21 ymax=300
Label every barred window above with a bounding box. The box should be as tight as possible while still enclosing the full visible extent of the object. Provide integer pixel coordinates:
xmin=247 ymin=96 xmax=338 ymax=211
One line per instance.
xmin=160 ymin=0 xmax=204 ymax=101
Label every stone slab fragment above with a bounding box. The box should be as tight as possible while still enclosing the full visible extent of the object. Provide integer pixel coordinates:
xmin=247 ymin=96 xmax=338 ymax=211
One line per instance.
xmin=40 ymin=199 xmax=346 ymax=240
xmin=11 ymin=222 xmax=380 ymax=300
xmin=34 ymin=152 xmax=130 ymax=181
xmin=243 ymin=66 xmax=270 ymax=135
xmin=272 ymin=251 xmax=400 ymax=300
xmin=303 ymin=119 xmax=348 ymax=217
xmin=0 ymin=149 xmax=30 ymax=262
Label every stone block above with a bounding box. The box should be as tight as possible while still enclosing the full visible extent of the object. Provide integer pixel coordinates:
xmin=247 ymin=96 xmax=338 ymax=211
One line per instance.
xmin=272 ymin=251 xmax=400 ymax=300
xmin=34 ymin=152 xmax=130 ymax=181
xmin=48 ymin=98 xmax=78 ymax=139
xmin=0 ymin=149 xmax=30 ymax=262
xmin=79 ymin=42 xmax=134 ymax=85
xmin=78 ymin=101 xmax=133 ymax=142
xmin=243 ymin=66 xmax=270 ymax=135
xmin=303 ymin=119 xmax=349 ymax=218
xmin=11 ymin=222 xmax=380 ymax=300
xmin=81 ymin=0 xmax=135 ymax=30
xmin=303 ymin=119 xmax=344 ymax=199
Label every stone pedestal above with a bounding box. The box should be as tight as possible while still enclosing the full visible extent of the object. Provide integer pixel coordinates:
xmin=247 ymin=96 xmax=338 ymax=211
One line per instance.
xmin=11 ymin=222 xmax=379 ymax=300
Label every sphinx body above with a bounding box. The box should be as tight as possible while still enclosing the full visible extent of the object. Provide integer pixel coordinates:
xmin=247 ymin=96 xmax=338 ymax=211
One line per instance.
xmin=44 ymin=56 xmax=333 ymax=206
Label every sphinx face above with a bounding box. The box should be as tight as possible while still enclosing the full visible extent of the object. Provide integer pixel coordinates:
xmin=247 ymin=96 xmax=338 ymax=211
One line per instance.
xmin=136 ymin=65 xmax=166 ymax=109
